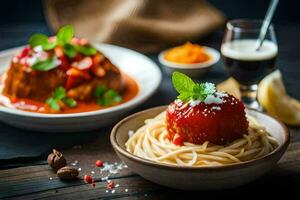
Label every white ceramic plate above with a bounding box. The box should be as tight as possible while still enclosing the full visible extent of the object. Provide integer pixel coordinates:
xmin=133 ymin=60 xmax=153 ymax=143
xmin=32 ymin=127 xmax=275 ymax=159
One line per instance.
xmin=0 ymin=44 xmax=162 ymax=132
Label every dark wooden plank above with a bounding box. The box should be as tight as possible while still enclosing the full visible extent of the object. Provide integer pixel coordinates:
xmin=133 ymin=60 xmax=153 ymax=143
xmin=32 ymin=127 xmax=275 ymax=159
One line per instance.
xmin=3 ymin=158 xmax=300 ymax=200
xmin=0 ymin=134 xmax=300 ymax=199
xmin=290 ymin=127 xmax=300 ymax=142
xmin=0 ymin=165 xmax=48 ymax=178
xmin=0 ymin=124 xmax=298 ymax=199
xmin=0 ymin=169 xmax=138 ymax=199
xmin=4 ymin=176 xmax=161 ymax=200
xmin=0 ymin=130 xmax=136 ymax=199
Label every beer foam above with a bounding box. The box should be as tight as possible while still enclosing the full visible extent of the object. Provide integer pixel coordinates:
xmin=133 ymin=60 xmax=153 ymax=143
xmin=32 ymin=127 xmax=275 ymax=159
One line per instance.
xmin=221 ymin=39 xmax=278 ymax=61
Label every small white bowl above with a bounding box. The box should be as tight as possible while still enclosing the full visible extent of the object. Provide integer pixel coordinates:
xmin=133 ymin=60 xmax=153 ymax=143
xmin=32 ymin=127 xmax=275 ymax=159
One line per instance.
xmin=158 ymin=46 xmax=220 ymax=77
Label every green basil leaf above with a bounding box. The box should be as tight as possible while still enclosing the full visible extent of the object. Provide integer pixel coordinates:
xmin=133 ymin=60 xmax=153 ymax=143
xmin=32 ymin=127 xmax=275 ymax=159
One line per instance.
xmin=29 ymin=34 xmax=57 ymax=50
xmin=53 ymin=86 xmax=66 ymax=100
xmin=31 ymin=56 xmax=59 ymax=71
xmin=63 ymin=43 xmax=77 ymax=58
xmin=193 ymin=84 xmax=205 ymax=94
xmin=46 ymin=98 xmax=60 ymax=111
xmin=172 ymin=72 xmax=216 ymax=102
xmin=62 ymin=98 xmax=77 ymax=107
xmin=75 ymin=45 xmax=97 ymax=56
xmin=94 ymin=85 xmax=107 ymax=98
xmin=177 ymin=92 xmax=193 ymax=101
xmin=57 ymin=25 xmax=74 ymax=45
xmin=172 ymin=72 xmax=195 ymax=96
xmin=192 ymin=93 xmax=205 ymax=101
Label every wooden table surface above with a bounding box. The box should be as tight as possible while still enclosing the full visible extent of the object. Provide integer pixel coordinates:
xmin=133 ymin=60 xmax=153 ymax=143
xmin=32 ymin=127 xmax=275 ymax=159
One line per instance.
xmin=0 ymin=22 xmax=300 ymax=199
xmin=1 ymin=128 xmax=300 ymax=199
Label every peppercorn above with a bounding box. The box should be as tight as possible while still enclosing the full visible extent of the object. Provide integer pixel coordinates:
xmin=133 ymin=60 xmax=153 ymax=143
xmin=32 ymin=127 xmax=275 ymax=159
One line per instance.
xmin=47 ymin=149 xmax=67 ymax=170
xmin=107 ymin=181 xmax=115 ymax=189
xmin=57 ymin=166 xmax=79 ymax=180
xmin=84 ymin=175 xmax=94 ymax=184
xmin=95 ymin=160 xmax=103 ymax=167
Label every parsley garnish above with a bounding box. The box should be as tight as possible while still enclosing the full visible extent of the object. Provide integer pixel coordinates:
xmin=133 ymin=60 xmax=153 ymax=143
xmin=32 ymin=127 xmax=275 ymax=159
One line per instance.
xmin=57 ymin=25 xmax=74 ymax=45
xmin=74 ymin=45 xmax=97 ymax=56
xmin=46 ymin=87 xmax=77 ymax=111
xmin=29 ymin=34 xmax=57 ymax=50
xmin=28 ymin=25 xmax=97 ymax=71
xmin=172 ymin=72 xmax=216 ymax=102
xmin=29 ymin=25 xmax=97 ymax=64
xmin=94 ymin=85 xmax=122 ymax=106
xmin=63 ymin=43 xmax=77 ymax=58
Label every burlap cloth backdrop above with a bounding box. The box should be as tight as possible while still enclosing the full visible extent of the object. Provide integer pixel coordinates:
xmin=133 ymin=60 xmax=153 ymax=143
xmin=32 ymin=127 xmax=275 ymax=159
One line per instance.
xmin=44 ymin=0 xmax=225 ymax=53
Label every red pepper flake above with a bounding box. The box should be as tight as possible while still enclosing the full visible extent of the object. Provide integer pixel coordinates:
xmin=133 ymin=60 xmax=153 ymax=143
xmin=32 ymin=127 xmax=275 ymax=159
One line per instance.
xmin=84 ymin=175 xmax=94 ymax=184
xmin=91 ymin=182 xmax=96 ymax=188
xmin=95 ymin=160 xmax=103 ymax=167
xmin=18 ymin=47 xmax=31 ymax=59
xmin=107 ymin=181 xmax=115 ymax=189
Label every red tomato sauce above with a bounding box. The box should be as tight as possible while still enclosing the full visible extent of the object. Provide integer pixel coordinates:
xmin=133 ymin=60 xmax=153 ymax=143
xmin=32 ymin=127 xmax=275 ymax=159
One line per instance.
xmin=0 ymin=73 xmax=139 ymax=114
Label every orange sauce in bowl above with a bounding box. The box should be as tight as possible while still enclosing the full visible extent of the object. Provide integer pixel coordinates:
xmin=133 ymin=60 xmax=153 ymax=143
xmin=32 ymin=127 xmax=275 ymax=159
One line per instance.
xmin=0 ymin=73 xmax=139 ymax=114
xmin=164 ymin=42 xmax=211 ymax=64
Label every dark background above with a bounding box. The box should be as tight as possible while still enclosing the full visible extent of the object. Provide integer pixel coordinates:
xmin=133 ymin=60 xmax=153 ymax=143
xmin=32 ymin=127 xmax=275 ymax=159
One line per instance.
xmin=1 ymin=0 xmax=298 ymax=96
xmin=0 ymin=0 xmax=299 ymax=23
xmin=0 ymin=0 xmax=299 ymax=49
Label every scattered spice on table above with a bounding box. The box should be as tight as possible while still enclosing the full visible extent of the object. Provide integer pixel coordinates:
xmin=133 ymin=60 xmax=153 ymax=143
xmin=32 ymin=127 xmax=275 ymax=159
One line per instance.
xmin=107 ymin=181 xmax=115 ymax=189
xmin=71 ymin=160 xmax=79 ymax=166
xmin=96 ymin=159 xmax=103 ymax=167
xmin=84 ymin=175 xmax=94 ymax=184
xmin=47 ymin=150 xmax=129 ymax=193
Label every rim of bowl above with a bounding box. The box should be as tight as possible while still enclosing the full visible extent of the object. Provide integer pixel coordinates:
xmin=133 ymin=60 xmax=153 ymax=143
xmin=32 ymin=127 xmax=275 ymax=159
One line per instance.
xmin=226 ymin=19 xmax=274 ymax=33
xmin=158 ymin=46 xmax=220 ymax=69
xmin=111 ymin=105 xmax=290 ymax=171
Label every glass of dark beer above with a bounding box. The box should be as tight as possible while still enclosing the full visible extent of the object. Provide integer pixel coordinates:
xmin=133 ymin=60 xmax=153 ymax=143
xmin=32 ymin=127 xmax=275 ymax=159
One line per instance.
xmin=221 ymin=19 xmax=278 ymax=110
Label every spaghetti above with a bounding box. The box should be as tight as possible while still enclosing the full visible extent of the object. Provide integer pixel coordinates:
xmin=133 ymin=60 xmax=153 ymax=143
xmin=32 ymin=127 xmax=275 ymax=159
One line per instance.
xmin=125 ymin=112 xmax=278 ymax=167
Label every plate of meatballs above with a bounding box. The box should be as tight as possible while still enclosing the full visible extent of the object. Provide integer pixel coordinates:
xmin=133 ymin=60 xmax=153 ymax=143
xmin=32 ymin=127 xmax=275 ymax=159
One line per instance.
xmin=0 ymin=26 xmax=161 ymax=132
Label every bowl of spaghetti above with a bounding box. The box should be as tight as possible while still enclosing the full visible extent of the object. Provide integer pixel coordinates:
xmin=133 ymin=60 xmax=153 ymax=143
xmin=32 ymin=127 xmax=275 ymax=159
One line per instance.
xmin=110 ymin=72 xmax=289 ymax=190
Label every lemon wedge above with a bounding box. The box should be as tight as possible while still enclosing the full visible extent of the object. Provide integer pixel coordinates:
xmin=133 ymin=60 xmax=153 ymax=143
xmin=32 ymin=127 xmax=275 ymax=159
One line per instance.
xmin=258 ymin=70 xmax=300 ymax=126
xmin=217 ymin=78 xmax=240 ymax=99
